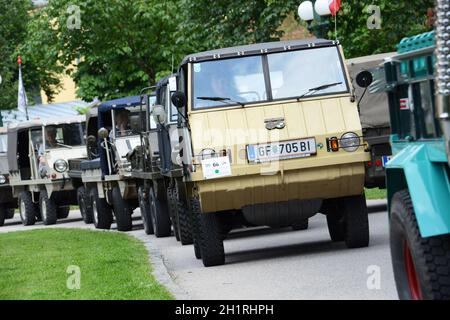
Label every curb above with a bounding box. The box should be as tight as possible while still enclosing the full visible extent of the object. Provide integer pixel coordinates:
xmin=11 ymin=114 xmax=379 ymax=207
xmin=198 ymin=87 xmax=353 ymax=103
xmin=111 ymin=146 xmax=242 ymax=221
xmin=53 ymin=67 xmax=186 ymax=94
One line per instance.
xmin=132 ymin=232 xmax=191 ymax=300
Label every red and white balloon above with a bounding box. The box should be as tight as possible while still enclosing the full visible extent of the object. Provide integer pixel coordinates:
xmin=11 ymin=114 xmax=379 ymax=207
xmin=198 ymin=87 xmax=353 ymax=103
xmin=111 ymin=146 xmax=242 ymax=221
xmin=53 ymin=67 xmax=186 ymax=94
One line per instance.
xmin=298 ymin=0 xmax=341 ymax=22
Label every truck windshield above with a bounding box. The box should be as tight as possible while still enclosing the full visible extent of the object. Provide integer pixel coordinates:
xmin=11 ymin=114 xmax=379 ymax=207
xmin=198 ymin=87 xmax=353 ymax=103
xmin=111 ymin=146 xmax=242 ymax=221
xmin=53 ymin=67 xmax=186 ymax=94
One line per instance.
xmin=192 ymin=46 xmax=348 ymax=109
xmin=45 ymin=123 xmax=85 ymax=149
xmin=0 ymin=134 xmax=6 ymax=153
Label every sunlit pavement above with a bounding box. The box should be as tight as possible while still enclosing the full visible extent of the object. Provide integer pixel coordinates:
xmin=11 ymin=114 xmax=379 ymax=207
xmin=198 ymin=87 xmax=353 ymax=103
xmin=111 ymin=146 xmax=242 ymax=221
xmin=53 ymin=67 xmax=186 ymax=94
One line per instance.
xmin=0 ymin=200 xmax=397 ymax=300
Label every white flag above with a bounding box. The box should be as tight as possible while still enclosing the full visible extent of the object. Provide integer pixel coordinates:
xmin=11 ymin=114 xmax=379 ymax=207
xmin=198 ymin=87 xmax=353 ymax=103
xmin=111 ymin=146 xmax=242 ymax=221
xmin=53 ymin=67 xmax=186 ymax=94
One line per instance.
xmin=17 ymin=64 xmax=28 ymax=115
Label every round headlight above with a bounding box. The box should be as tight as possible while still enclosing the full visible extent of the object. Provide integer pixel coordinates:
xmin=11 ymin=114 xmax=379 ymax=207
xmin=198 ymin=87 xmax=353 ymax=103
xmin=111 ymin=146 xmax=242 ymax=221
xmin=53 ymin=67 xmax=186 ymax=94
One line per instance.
xmin=340 ymin=132 xmax=361 ymax=152
xmin=54 ymin=159 xmax=68 ymax=173
xmin=0 ymin=175 xmax=6 ymax=184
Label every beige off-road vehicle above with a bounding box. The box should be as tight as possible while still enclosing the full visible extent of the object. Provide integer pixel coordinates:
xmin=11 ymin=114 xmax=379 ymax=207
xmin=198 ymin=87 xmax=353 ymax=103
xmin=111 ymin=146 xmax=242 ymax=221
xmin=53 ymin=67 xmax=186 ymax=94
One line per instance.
xmin=7 ymin=117 xmax=86 ymax=226
xmin=170 ymin=39 xmax=371 ymax=266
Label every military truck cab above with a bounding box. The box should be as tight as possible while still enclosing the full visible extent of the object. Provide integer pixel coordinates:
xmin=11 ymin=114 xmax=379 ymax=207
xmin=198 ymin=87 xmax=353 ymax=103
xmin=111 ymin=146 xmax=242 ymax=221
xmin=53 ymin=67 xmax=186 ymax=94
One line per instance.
xmin=7 ymin=117 xmax=86 ymax=226
xmin=171 ymin=39 xmax=371 ymax=267
xmin=152 ymin=75 xmax=194 ymax=244
xmin=347 ymin=53 xmax=395 ymax=189
xmin=128 ymin=89 xmax=172 ymax=237
xmin=0 ymin=127 xmax=17 ymax=226
xmin=81 ymin=96 xmax=144 ymax=231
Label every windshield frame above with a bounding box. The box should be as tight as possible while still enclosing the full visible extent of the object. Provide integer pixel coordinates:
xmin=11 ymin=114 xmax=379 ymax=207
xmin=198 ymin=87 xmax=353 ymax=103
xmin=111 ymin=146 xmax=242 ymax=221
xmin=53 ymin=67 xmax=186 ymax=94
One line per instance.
xmin=190 ymin=45 xmax=350 ymax=111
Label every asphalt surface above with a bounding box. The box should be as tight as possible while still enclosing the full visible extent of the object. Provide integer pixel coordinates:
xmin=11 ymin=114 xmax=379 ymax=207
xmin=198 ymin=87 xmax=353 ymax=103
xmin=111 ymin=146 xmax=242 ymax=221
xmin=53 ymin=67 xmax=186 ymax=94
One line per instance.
xmin=0 ymin=200 xmax=398 ymax=300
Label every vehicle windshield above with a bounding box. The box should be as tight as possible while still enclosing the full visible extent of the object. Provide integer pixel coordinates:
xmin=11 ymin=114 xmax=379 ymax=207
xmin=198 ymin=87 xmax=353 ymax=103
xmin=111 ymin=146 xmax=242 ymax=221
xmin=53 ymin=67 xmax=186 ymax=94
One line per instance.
xmin=113 ymin=107 xmax=143 ymax=138
xmin=44 ymin=123 xmax=85 ymax=149
xmin=192 ymin=46 xmax=348 ymax=109
xmin=0 ymin=134 xmax=7 ymax=153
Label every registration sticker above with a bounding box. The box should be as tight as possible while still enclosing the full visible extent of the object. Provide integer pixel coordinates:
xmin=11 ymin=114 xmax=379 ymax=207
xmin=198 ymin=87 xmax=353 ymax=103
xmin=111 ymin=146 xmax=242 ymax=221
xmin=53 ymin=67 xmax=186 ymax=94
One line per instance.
xmin=201 ymin=156 xmax=232 ymax=180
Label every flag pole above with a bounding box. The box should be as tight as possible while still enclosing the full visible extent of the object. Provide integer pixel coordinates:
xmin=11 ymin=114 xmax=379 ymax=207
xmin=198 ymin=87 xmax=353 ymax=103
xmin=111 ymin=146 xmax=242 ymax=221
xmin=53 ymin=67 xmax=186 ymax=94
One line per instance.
xmin=17 ymin=56 xmax=29 ymax=121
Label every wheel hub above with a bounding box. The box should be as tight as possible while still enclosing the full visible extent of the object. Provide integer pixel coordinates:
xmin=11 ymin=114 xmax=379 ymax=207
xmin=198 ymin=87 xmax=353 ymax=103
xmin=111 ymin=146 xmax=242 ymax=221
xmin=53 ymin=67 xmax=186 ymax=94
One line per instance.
xmin=404 ymin=240 xmax=423 ymax=300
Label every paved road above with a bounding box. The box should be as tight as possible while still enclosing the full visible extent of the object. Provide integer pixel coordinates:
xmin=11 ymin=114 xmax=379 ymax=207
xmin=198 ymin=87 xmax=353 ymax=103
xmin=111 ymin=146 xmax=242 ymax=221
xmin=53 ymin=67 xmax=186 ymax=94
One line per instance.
xmin=0 ymin=200 xmax=398 ymax=300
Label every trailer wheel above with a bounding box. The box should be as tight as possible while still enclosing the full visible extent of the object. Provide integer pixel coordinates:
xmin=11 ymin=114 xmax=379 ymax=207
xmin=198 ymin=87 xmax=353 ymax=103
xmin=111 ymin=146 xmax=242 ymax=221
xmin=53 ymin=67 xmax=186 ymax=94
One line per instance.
xmin=167 ymin=186 xmax=180 ymax=241
xmin=292 ymin=219 xmax=309 ymax=231
xmin=173 ymin=185 xmax=193 ymax=245
xmin=111 ymin=186 xmax=133 ymax=232
xmin=138 ymin=186 xmax=154 ymax=235
xmin=149 ymin=186 xmax=171 ymax=237
xmin=39 ymin=190 xmax=58 ymax=226
xmin=78 ymin=186 xmax=93 ymax=224
xmin=198 ymin=212 xmax=225 ymax=267
xmin=57 ymin=206 xmax=70 ymax=219
xmin=18 ymin=192 xmax=37 ymax=226
xmin=90 ymin=188 xmax=113 ymax=230
xmin=6 ymin=208 xmax=15 ymax=219
xmin=390 ymin=189 xmax=450 ymax=300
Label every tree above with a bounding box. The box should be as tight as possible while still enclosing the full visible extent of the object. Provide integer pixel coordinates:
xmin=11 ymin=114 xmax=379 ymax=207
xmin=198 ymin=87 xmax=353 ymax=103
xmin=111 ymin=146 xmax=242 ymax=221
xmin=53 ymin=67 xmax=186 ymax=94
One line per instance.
xmin=25 ymin=0 xmax=185 ymax=102
xmin=334 ymin=0 xmax=435 ymax=58
xmin=0 ymin=0 xmax=63 ymax=110
xmin=178 ymin=0 xmax=298 ymax=52
xmin=0 ymin=0 xmax=33 ymax=109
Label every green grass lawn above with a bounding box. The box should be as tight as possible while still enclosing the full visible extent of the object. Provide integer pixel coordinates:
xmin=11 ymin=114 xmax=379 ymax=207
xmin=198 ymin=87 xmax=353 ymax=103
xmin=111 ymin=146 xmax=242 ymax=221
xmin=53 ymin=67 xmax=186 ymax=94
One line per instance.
xmin=365 ymin=188 xmax=387 ymax=200
xmin=0 ymin=229 xmax=173 ymax=300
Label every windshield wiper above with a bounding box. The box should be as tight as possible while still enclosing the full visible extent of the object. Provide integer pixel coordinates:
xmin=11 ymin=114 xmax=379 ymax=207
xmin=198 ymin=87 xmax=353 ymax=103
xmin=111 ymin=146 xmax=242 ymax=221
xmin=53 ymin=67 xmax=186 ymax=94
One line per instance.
xmin=296 ymin=82 xmax=343 ymax=101
xmin=197 ymin=96 xmax=245 ymax=107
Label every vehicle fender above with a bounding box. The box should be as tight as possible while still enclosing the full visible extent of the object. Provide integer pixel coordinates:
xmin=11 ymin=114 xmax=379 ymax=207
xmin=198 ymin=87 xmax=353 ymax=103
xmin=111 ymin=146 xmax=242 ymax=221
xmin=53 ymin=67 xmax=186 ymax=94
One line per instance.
xmin=386 ymin=144 xmax=450 ymax=237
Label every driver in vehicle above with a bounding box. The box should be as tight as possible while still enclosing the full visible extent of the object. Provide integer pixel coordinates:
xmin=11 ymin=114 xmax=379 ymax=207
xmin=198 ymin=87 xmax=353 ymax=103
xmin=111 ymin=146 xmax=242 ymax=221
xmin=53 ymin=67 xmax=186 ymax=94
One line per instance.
xmin=38 ymin=127 xmax=58 ymax=177
xmin=111 ymin=109 xmax=130 ymax=138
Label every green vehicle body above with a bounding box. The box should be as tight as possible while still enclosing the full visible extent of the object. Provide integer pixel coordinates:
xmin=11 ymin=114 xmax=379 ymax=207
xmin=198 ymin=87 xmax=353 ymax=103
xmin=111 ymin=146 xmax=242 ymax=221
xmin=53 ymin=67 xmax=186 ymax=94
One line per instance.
xmin=383 ymin=31 xmax=450 ymax=238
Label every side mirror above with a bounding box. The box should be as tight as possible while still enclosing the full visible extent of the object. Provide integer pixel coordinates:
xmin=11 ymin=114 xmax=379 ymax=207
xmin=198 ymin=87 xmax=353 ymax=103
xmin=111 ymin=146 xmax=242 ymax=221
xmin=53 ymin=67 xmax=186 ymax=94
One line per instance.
xmin=152 ymin=105 xmax=167 ymax=125
xmin=98 ymin=127 xmax=109 ymax=139
xmin=356 ymin=71 xmax=373 ymax=88
xmin=171 ymin=91 xmax=187 ymax=109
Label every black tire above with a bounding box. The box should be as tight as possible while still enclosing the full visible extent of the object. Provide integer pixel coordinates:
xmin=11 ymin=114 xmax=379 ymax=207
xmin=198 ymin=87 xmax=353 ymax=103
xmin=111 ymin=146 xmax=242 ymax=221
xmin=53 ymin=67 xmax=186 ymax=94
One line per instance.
xmin=111 ymin=187 xmax=133 ymax=232
xmin=173 ymin=184 xmax=193 ymax=245
xmin=292 ymin=219 xmax=309 ymax=231
xmin=39 ymin=190 xmax=58 ymax=226
xmin=6 ymin=208 xmax=15 ymax=219
xmin=167 ymin=186 xmax=180 ymax=241
xmin=149 ymin=187 xmax=171 ymax=237
xmin=342 ymin=194 xmax=369 ymax=248
xmin=90 ymin=188 xmax=113 ymax=230
xmin=0 ymin=206 xmax=6 ymax=226
xmin=78 ymin=186 xmax=93 ymax=224
xmin=390 ymin=190 xmax=450 ymax=300
xmin=57 ymin=206 xmax=70 ymax=219
xmin=198 ymin=213 xmax=225 ymax=267
xmin=18 ymin=192 xmax=37 ymax=226
xmin=323 ymin=199 xmax=345 ymax=242
xmin=139 ymin=186 xmax=154 ymax=235
xmin=190 ymin=198 xmax=202 ymax=259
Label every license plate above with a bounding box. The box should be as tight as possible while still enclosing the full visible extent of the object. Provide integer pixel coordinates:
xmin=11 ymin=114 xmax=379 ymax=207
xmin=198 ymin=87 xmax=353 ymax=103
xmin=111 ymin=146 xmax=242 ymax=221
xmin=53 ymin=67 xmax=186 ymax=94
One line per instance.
xmin=382 ymin=155 xmax=392 ymax=167
xmin=247 ymin=138 xmax=317 ymax=163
